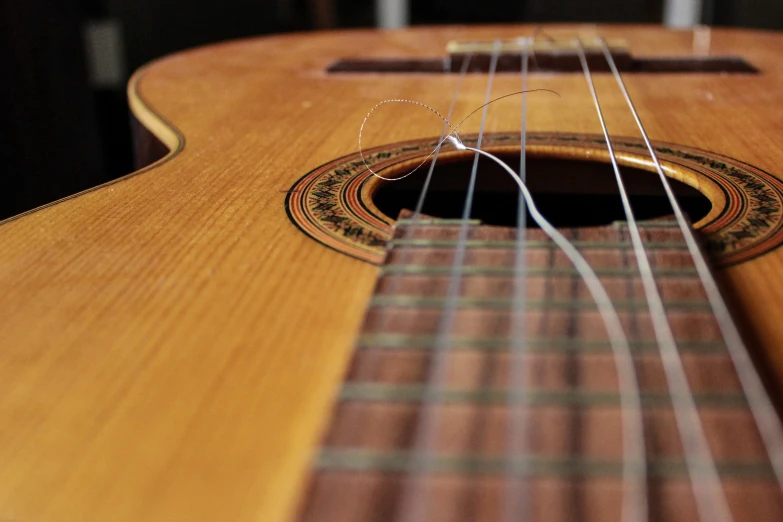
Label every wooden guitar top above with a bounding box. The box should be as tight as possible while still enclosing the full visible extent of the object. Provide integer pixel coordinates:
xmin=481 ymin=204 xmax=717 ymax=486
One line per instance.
xmin=1 ymin=24 xmax=783 ymax=521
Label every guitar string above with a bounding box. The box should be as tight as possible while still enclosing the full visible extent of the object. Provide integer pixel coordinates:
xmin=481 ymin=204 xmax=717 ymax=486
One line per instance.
xmin=576 ymin=38 xmax=731 ymax=522
xmin=358 ymin=89 xmax=559 ymax=183
xmin=503 ymin=36 xmax=531 ymax=522
xmin=393 ymin=37 xmax=638 ymax=521
xmin=411 ymin=54 xmax=474 ymax=219
xmin=448 ymin=134 xmax=639 ymax=522
xmin=597 ymin=36 xmax=783 ymax=494
xmin=486 ymin=35 xmax=648 ymax=522
xmin=395 ymin=39 xmax=503 ymax=522
xmin=330 ymin=55 xmax=477 ymax=522
xmin=328 ymin=54 xmax=473 ymax=520
xmin=360 ymin=40 xmax=540 ymax=521
xmin=347 ymin=53 xmax=475 ymax=397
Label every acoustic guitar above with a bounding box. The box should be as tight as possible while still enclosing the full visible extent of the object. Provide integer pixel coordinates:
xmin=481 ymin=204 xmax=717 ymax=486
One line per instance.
xmin=2 ymin=24 xmax=783 ymax=522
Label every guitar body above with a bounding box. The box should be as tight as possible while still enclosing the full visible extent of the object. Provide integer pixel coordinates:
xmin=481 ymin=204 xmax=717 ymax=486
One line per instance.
xmin=2 ymin=24 xmax=783 ymax=521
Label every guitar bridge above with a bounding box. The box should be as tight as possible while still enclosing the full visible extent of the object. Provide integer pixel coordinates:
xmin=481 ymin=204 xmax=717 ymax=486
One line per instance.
xmin=327 ymin=36 xmax=757 ymax=74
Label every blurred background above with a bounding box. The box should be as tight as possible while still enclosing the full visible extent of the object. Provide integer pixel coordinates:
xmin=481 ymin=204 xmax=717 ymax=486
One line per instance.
xmin=1 ymin=0 xmax=781 ymax=220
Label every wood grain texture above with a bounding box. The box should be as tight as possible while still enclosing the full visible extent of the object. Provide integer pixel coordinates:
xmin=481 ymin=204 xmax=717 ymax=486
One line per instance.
xmin=1 ymin=24 xmax=783 ymax=522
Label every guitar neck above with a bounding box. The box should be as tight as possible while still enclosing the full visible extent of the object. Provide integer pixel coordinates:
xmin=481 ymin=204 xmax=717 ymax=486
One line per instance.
xmin=296 ymin=215 xmax=780 ymax=522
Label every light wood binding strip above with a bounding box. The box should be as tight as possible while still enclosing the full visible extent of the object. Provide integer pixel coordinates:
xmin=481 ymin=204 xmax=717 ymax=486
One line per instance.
xmin=0 ymin=66 xmax=184 ymax=227
xmin=294 ymin=214 xmax=783 ymax=522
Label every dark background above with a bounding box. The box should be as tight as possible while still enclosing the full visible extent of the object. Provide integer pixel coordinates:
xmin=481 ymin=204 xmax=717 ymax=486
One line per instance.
xmin=1 ymin=0 xmax=781 ymax=220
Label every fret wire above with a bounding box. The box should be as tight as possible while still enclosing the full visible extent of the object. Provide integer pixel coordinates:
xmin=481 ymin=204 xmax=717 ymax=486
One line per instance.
xmin=617 ymin=220 xmax=681 ymax=228
xmin=577 ymin=39 xmax=728 ymax=522
xmin=395 ymin=218 xmax=681 ymax=228
xmin=356 ymin=334 xmax=725 ymax=352
xmin=380 ymin=265 xmax=698 ymax=277
xmin=369 ymin=295 xmax=711 ymax=311
xmin=316 ymin=450 xmax=775 ymax=479
xmin=388 ymin=239 xmax=689 ymax=249
xmin=396 ymin=218 xmax=482 ymax=226
xmin=338 ymin=383 xmax=748 ymax=407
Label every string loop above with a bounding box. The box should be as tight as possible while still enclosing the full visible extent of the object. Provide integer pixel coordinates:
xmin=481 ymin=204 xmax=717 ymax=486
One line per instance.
xmin=358 ymin=90 xmax=559 ymax=181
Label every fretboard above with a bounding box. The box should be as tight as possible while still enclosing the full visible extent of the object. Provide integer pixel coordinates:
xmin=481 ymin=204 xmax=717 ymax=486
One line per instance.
xmin=295 ymin=216 xmax=783 ymax=522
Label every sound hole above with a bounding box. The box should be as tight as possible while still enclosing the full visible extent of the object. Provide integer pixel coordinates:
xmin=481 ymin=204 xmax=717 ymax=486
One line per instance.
xmin=372 ymin=153 xmax=712 ymax=228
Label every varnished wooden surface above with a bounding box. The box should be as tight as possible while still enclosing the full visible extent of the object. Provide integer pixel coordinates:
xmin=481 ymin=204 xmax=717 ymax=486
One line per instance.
xmin=2 ymin=24 xmax=783 ymax=522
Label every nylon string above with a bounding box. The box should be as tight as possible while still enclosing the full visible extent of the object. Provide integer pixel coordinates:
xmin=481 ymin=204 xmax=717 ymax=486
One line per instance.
xmin=339 ymin=52 xmax=475 ymax=519
xmin=597 ymin=36 xmax=783 ymax=494
xmin=347 ymin=53 xmax=474 ymax=398
xmin=503 ymin=36 xmax=531 ymax=522
xmin=578 ymin=37 xmax=731 ymax=522
xmin=396 ymin=39 xmax=503 ymax=522
xmin=449 ymin=137 xmax=642 ymax=522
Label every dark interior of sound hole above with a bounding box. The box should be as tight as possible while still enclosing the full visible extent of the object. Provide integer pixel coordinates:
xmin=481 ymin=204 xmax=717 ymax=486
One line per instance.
xmin=372 ymin=153 xmax=712 ymax=228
